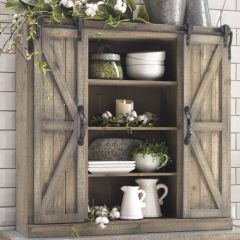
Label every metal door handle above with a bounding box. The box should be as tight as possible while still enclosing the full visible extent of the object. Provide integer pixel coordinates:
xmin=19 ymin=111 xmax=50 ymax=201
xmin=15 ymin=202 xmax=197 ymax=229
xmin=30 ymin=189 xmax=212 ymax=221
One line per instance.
xmin=78 ymin=105 xmax=86 ymax=146
xmin=184 ymin=106 xmax=192 ymax=145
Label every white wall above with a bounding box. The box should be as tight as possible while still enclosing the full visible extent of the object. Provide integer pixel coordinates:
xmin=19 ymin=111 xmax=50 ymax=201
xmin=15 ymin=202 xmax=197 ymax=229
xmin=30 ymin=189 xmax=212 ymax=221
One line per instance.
xmin=0 ymin=0 xmax=16 ymax=229
xmin=0 ymin=0 xmax=239 ymax=229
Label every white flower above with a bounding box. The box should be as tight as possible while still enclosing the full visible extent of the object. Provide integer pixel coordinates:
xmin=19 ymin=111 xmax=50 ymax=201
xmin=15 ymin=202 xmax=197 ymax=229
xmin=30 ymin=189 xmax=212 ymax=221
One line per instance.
xmin=102 ymin=112 xmax=108 ymax=119
xmin=97 ymin=1 xmax=104 ymax=6
xmin=12 ymin=14 xmax=18 ymax=24
xmin=114 ymin=0 xmax=127 ymax=13
xmin=138 ymin=115 xmax=144 ymax=121
xmin=60 ymin=0 xmax=74 ymax=8
xmin=99 ymin=222 xmax=106 ymax=229
xmin=75 ymin=0 xmax=83 ymax=7
xmin=95 ymin=216 xmax=103 ymax=225
xmin=85 ymin=3 xmax=98 ymax=17
xmin=131 ymin=111 xmax=137 ymax=118
xmin=110 ymin=210 xmax=120 ymax=219
xmin=106 ymin=111 xmax=112 ymax=118
xmin=127 ymin=116 xmax=135 ymax=122
xmin=102 ymin=216 xmax=109 ymax=224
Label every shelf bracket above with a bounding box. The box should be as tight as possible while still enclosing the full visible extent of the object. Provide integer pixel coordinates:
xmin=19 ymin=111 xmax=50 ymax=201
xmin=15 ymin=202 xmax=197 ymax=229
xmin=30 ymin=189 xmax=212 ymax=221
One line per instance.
xmin=221 ymin=24 xmax=233 ymax=60
xmin=184 ymin=22 xmax=193 ymax=46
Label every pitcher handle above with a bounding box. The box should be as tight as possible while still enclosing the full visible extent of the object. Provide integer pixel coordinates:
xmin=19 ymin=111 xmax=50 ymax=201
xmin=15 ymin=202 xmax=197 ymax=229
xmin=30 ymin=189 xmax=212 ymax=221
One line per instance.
xmin=156 ymin=154 xmax=168 ymax=170
xmin=138 ymin=189 xmax=146 ymax=208
xmin=157 ymin=184 xmax=168 ymax=205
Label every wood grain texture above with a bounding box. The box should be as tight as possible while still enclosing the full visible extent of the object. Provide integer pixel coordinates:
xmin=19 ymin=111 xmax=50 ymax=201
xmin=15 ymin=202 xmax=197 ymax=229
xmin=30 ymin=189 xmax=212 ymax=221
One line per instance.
xmin=27 ymin=218 xmax=232 ymax=238
xmin=183 ymin=35 xmax=230 ymax=218
xmin=15 ymin=27 xmax=34 ymax=235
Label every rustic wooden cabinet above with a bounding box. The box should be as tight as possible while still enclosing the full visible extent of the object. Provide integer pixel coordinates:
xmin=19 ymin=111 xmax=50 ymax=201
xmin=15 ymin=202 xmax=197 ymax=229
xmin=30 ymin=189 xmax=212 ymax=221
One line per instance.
xmin=16 ymin=21 xmax=232 ymax=238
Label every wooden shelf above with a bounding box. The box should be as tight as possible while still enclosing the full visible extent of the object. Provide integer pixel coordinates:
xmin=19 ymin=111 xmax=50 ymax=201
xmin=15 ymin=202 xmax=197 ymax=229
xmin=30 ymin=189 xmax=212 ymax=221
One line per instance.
xmin=88 ymin=127 xmax=177 ymax=131
xmin=89 ymin=79 xmax=177 ymax=87
xmin=88 ymin=172 xmax=177 ymax=178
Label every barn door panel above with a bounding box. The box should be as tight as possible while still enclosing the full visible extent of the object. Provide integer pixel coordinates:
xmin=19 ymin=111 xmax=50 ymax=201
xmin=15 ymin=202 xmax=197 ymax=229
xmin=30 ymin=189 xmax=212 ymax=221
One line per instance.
xmin=34 ymin=33 xmax=86 ymax=224
xmin=183 ymin=35 xmax=230 ymax=218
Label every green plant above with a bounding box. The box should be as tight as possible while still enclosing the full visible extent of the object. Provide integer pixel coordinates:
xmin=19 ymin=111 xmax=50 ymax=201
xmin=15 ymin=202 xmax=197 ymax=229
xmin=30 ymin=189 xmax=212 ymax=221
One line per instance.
xmin=0 ymin=0 xmax=149 ymax=58
xmin=91 ymin=110 xmax=158 ymax=134
xmin=131 ymin=142 xmax=170 ymax=166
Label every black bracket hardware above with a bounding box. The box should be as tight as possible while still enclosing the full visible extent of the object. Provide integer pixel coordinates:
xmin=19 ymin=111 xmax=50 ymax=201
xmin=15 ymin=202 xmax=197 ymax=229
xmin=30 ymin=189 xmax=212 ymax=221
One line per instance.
xmin=78 ymin=105 xmax=87 ymax=146
xmin=184 ymin=22 xmax=193 ymax=46
xmin=221 ymin=24 xmax=233 ymax=60
xmin=184 ymin=106 xmax=192 ymax=145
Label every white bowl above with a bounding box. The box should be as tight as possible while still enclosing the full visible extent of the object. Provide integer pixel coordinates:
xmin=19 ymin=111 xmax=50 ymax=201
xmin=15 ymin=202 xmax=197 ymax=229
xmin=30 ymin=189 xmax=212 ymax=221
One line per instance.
xmin=126 ymin=57 xmax=164 ymax=65
xmin=127 ymin=51 xmax=166 ymax=62
xmin=126 ymin=64 xmax=165 ymax=80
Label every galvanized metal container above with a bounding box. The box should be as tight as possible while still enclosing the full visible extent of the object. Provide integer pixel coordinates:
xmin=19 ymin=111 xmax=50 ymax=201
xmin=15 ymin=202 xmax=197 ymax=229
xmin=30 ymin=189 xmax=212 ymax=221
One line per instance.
xmin=143 ymin=0 xmax=186 ymax=25
xmin=185 ymin=0 xmax=212 ymax=27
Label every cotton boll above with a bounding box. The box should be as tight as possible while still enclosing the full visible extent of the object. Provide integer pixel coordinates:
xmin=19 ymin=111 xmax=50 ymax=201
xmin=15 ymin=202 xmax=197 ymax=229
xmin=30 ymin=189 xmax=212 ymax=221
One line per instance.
xmin=106 ymin=111 xmax=112 ymax=118
xmin=102 ymin=217 xmax=109 ymax=224
xmin=102 ymin=112 xmax=108 ymax=119
xmin=75 ymin=0 xmax=83 ymax=7
xmin=131 ymin=111 xmax=137 ymax=118
xmin=98 ymin=222 xmax=106 ymax=229
xmin=95 ymin=216 xmax=103 ymax=225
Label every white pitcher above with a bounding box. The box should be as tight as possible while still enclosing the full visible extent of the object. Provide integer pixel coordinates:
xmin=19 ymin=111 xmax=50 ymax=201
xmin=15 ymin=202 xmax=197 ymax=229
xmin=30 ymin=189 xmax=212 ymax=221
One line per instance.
xmin=135 ymin=179 xmax=168 ymax=218
xmin=120 ymin=186 xmax=146 ymax=220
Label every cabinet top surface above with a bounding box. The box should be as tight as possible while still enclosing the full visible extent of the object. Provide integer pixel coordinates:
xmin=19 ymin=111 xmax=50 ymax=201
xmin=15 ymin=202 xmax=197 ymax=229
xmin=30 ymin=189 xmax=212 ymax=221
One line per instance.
xmin=41 ymin=19 xmax=226 ymax=38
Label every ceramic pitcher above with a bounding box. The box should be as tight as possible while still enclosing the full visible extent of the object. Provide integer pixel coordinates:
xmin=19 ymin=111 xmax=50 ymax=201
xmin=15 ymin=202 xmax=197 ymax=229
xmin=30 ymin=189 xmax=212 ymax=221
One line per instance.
xmin=120 ymin=186 xmax=146 ymax=220
xmin=135 ymin=179 xmax=168 ymax=218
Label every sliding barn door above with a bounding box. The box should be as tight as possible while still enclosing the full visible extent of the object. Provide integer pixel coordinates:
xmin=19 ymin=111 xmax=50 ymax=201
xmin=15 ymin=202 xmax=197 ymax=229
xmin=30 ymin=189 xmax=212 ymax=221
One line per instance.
xmin=33 ymin=29 xmax=87 ymax=224
xmin=183 ymin=34 xmax=231 ymax=218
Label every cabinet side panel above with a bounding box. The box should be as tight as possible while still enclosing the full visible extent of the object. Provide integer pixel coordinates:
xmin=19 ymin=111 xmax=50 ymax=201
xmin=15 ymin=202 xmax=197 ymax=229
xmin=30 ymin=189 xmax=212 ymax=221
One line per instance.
xmin=16 ymin=36 xmax=34 ymax=234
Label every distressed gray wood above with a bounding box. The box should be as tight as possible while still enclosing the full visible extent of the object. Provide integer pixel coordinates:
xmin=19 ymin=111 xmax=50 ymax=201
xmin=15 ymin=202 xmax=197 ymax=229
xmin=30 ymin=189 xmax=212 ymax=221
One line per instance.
xmin=15 ymin=23 xmax=231 ymax=237
xmin=15 ymin=27 xmax=34 ymax=236
xmin=183 ymin=34 xmax=230 ymax=218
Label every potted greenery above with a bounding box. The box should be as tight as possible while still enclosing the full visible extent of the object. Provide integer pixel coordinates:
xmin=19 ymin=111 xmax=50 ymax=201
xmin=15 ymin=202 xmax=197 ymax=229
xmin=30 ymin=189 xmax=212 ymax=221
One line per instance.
xmin=131 ymin=142 xmax=170 ymax=172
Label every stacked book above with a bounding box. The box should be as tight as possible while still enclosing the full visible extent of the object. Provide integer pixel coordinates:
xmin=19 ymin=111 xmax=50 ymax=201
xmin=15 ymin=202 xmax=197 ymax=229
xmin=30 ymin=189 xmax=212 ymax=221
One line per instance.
xmin=88 ymin=161 xmax=136 ymax=173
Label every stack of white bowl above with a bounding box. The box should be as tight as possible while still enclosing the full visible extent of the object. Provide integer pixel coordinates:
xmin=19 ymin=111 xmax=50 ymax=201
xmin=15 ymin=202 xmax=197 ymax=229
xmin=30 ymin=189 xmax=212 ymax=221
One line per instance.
xmin=126 ymin=51 xmax=166 ymax=80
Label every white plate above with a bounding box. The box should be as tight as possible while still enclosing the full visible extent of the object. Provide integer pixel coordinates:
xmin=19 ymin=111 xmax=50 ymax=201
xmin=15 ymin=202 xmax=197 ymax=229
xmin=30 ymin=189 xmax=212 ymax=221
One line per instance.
xmin=89 ymin=164 xmax=135 ymax=168
xmin=89 ymin=161 xmax=135 ymax=165
xmin=88 ymin=167 xmax=135 ymax=173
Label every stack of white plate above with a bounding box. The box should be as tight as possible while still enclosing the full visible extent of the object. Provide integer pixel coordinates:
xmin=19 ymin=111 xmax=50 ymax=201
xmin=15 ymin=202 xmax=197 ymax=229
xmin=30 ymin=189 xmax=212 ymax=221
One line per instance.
xmin=126 ymin=51 xmax=166 ymax=80
xmin=88 ymin=161 xmax=136 ymax=173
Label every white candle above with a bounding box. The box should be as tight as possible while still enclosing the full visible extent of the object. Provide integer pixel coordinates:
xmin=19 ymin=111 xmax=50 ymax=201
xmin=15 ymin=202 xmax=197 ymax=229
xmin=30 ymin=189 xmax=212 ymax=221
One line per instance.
xmin=116 ymin=99 xmax=134 ymax=117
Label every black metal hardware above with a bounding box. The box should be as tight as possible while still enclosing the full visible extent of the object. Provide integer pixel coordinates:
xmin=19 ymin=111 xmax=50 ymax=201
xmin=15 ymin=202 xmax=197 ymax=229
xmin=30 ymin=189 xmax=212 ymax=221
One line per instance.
xmin=184 ymin=106 xmax=192 ymax=145
xmin=78 ymin=105 xmax=86 ymax=146
xmin=221 ymin=24 xmax=233 ymax=60
xmin=184 ymin=22 xmax=193 ymax=46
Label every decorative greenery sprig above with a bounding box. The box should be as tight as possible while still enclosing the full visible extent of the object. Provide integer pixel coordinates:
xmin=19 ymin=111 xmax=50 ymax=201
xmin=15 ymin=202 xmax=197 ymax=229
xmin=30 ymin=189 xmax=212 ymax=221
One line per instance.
xmin=91 ymin=110 xmax=158 ymax=131
xmin=131 ymin=141 xmax=170 ymax=166
xmin=87 ymin=205 xmax=120 ymax=229
xmin=0 ymin=0 xmax=149 ymax=59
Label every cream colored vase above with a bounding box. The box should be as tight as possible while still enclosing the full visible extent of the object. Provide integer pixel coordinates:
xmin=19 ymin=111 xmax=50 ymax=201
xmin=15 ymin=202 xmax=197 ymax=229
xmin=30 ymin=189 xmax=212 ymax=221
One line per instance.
xmin=120 ymin=186 xmax=146 ymax=220
xmin=135 ymin=179 xmax=168 ymax=218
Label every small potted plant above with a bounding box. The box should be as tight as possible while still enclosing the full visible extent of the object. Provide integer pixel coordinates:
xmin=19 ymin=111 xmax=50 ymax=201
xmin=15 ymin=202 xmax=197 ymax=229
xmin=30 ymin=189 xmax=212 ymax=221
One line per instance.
xmin=131 ymin=142 xmax=170 ymax=172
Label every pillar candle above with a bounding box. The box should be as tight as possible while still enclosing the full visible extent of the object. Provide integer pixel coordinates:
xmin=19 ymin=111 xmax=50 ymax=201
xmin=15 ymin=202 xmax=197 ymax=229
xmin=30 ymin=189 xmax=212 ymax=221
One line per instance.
xmin=116 ymin=99 xmax=134 ymax=117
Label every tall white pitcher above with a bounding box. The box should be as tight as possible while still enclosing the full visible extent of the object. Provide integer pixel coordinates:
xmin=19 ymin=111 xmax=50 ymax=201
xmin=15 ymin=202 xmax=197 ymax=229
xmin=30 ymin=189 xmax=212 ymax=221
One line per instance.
xmin=120 ymin=186 xmax=146 ymax=220
xmin=135 ymin=179 xmax=168 ymax=218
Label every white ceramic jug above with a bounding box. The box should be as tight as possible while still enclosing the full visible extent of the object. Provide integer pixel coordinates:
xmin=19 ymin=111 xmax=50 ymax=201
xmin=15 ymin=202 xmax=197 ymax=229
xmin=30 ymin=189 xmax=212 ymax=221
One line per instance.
xmin=120 ymin=186 xmax=146 ymax=220
xmin=135 ymin=179 xmax=168 ymax=218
